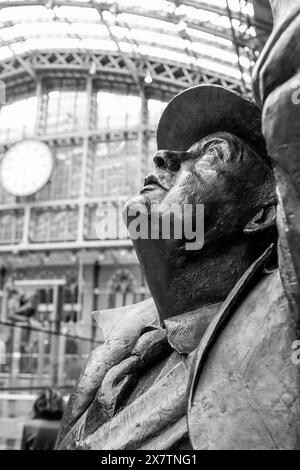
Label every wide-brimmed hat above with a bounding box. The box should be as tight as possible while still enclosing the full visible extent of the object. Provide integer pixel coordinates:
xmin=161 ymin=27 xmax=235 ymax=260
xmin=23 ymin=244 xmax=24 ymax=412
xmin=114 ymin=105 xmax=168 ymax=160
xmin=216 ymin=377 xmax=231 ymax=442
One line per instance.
xmin=157 ymin=84 xmax=269 ymax=165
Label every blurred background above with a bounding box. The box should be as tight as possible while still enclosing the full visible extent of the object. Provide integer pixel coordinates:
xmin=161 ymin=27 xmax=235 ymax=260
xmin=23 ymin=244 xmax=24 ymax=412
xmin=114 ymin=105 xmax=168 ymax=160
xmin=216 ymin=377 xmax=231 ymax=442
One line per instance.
xmin=0 ymin=0 xmax=273 ymax=450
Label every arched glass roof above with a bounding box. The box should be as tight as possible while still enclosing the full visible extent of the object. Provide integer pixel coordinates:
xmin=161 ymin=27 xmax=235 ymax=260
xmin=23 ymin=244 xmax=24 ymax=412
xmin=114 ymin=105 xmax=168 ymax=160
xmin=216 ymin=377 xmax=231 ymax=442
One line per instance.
xmin=0 ymin=0 xmax=258 ymax=94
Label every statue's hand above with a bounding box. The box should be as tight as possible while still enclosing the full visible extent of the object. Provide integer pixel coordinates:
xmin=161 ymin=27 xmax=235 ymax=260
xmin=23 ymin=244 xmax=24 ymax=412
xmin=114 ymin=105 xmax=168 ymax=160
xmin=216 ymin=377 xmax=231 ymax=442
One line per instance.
xmin=56 ymin=343 xmax=106 ymax=448
xmin=56 ymin=298 xmax=160 ymax=448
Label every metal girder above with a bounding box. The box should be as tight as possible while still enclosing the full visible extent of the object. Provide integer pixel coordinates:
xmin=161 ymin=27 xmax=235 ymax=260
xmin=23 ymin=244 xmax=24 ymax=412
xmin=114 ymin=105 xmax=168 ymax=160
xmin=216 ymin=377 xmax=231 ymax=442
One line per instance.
xmin=225 ymin=0 xmax=246 ymax=94
xmin=0 ymin=36 xmax=37 ymax=81
xmin=181 ymin=0 xmax=270 ymax=32
xmin=178 ymin=0 xmax=250 ymax=23
xmin=0 ymin=0 xmax=249 ymax=23
xmin=0 ymin=33 xmax=247 ymax=73
xmin=0 ymin=0 xmax=254 ymax=46
xmin=0 ymin=17 xmax=236 ymax=55
xmin=0 ymin=239 xmax=132 ymax=253
xmin=0 ymin=49 xmax=251 ymax=99
xmin=92 ymin=1 xmax=142 ymax=88
xmin=0 ymin=0 xmax=256 ymax=95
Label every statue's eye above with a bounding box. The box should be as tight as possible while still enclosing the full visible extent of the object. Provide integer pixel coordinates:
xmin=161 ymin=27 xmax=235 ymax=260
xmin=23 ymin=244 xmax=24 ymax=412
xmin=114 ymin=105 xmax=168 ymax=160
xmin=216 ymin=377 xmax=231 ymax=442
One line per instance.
xmin=207 ymin=145 xmax=225 ymax=161
xmin=206 ymin=147 xmax=217 ymax=157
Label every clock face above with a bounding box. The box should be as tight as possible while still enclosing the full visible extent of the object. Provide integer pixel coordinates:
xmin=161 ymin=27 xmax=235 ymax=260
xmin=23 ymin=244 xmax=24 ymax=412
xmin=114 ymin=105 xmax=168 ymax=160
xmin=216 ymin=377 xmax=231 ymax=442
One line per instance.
xmin=0 ymin=139 xmax=54 ymax=197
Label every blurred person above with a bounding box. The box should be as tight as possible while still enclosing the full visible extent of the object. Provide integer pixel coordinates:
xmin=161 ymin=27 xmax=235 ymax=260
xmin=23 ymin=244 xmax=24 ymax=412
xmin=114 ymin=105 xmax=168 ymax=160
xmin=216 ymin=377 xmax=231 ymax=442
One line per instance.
xmin=7 ymin=289 xmax=22 ymax=322
xmin=14 ymin=288 xmax=39 ymax=322
xmin=7 ymin=288 xmax=40 ymax=354
xmin=16 ymin=289 xmax=40 ymax=354
xmin=7 ymin=288 xmax=38 ymax=323
xmin=5 ymin=289 xmax=25 ymax=369
xmin=21 ymin=389 xmax=65 ymax=451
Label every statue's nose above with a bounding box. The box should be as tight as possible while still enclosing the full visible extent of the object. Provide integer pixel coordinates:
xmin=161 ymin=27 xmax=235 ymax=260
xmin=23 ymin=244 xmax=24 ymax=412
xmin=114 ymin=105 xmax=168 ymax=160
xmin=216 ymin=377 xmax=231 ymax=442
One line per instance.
xmin=153 ymin=150 xmax=187 ymax=172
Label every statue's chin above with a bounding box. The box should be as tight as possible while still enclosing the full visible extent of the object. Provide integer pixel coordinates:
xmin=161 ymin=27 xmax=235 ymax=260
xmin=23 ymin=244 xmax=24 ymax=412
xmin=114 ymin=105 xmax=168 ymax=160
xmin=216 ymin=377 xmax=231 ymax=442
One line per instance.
xmin=122 ymin=196 xmax=147 ymax=226
xmin=123 ymin=190 xmax=167 ymax=225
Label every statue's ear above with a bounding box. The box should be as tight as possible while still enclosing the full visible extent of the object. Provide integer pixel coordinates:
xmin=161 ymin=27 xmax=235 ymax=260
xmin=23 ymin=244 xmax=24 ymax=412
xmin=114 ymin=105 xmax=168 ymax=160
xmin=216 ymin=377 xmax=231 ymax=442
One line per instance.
xmin=243 ymin=204 xmax=277 ymax=235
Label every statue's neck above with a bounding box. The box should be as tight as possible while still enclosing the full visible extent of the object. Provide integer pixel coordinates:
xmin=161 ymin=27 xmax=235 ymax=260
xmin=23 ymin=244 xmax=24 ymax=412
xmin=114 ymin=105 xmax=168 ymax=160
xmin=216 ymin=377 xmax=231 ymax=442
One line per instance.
xmin=134 ymin=238 xmax=256 ymax=321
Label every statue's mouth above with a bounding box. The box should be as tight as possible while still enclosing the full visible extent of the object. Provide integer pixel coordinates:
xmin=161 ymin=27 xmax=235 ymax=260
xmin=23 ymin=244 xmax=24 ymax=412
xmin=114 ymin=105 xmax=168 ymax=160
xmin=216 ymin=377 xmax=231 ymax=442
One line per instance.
xmin=140 ymin=175 xmax=169 ymax=193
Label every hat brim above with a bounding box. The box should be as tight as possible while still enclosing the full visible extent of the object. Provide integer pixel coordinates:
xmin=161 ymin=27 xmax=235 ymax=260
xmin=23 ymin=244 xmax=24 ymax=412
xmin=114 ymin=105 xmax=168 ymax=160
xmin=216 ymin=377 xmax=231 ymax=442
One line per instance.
xmin=157 ymin=85 xmax=266 ymax=159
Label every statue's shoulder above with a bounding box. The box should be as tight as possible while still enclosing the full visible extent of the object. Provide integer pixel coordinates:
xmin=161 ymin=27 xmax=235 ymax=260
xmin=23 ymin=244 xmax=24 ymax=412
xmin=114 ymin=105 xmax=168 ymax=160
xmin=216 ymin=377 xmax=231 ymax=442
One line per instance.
xmin=188 ymin=269 xmax=300 ymax=450
xmin=254 ymin=268 xmax=286 ymax=305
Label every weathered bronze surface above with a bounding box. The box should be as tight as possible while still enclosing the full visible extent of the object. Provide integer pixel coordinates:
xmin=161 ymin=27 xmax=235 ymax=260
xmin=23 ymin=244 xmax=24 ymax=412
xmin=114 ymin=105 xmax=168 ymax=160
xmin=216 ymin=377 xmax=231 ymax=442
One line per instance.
xmin=57 ymin=2 xmax=300 ymax=449
xmin=253 ymin=0 xmax=300 ymax=329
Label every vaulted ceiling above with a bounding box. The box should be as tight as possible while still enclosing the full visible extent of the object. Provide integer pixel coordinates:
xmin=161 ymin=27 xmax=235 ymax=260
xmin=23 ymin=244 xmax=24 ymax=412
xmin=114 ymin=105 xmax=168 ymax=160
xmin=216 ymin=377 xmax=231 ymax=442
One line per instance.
xmin=0 ymin=1 xmax=275 ymax=100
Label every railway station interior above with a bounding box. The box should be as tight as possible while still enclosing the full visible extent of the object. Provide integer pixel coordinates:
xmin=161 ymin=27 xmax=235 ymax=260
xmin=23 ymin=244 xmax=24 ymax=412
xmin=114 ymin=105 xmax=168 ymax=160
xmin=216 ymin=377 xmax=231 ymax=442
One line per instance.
xmin=0 ymin=0 xmax=275 ymax=449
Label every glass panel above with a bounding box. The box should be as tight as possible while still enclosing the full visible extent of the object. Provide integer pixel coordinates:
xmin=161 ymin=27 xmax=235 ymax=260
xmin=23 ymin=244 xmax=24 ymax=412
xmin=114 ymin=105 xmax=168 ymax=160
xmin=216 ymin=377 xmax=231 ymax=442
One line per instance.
xmin=0 ymin=2 xmax=254 ymax=88
xmin=91 ymin=142 xmax=124 ymax=197
xmin=45 ymin=90 xmax=87 ymax=134
xmin=108 ymin=269 xmax=137 ymax=309
xmin=0 ymin=210 xmax=23 ymax=244
xmin=97 ymin=92 xmax=141 ymax=132
xmin=85 ymin=201 xmax=129 ymax=240
xmin=36 ymin=146 xmax=82 ymax=200
xmin=0 ymin=96 xmax=37 ymax=144
xmin=125 ymin=139 xmax=140 ymax=196
xmin=90 ymin=139 xmax=139 ymax=198
xmin=85 ymin=205 xmax=96 ymax=240
xmin=30 ymin=207 xmax=78 ymax=242
xmin=147 ymin=137 xmax=158 ymax=174
xmin=148 ymin=99 xmax=168 ymax=128
xmin=0 ymin=163 xmax=16 ymax=205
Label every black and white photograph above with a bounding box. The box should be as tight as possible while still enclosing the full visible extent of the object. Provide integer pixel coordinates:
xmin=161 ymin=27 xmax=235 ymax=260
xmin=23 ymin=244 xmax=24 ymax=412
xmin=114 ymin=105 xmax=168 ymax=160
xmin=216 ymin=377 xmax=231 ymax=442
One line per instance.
xmin=0 ymin=0 xmax=299 ymax=455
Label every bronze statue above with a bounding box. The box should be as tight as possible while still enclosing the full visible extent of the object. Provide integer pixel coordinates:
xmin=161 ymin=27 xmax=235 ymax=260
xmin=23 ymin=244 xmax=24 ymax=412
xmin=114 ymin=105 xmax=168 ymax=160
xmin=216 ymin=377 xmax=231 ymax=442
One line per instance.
xmin=56 ymin=1 xmax=300 ymax=449
xmin=253 ymin=0 xmax=300 ymax=331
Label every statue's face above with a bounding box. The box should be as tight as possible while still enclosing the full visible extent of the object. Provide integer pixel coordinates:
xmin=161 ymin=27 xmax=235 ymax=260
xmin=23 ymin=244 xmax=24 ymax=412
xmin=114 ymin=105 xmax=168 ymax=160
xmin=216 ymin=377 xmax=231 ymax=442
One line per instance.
xmin=125 ymin=132 xmax=270 ymax=249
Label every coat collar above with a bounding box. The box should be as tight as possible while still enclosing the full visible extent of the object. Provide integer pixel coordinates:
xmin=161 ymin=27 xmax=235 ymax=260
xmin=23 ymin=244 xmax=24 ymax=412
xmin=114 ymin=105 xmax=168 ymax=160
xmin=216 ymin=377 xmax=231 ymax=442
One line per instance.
xmin=94 ymin=245 xmax=275 ymax=356
xmin=93 ymin=297 xmax=221 ymax=356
